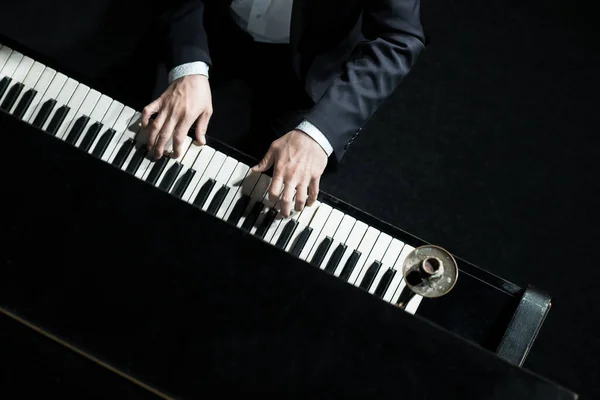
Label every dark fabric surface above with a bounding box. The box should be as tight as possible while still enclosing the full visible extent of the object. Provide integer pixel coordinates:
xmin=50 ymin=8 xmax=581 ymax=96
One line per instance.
xmin=0 ymin=0 xmax=598 ymax=397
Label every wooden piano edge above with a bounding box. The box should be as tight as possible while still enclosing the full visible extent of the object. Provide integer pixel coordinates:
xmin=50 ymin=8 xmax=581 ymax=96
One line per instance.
xmin=0 ymin=305 xmax=175 ymax=400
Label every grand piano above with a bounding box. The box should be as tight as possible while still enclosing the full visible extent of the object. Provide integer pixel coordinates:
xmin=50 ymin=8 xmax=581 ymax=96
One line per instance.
xmin=0 ymin=35 xmax=578 ymax=399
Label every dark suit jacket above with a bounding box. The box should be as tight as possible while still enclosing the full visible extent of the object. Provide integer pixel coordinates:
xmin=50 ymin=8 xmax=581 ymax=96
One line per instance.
xmin=159 ymin=0 xmax=425 ymax=163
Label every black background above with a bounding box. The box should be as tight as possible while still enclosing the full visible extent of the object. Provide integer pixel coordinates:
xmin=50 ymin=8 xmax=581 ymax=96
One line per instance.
xmin=1 ymin=0 xmax=598 ymax=397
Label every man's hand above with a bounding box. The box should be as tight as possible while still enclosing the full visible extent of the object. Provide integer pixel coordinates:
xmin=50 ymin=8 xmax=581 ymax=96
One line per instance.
xmin=141 ymin=75 xmax=212 ymax=159
xmin=252 ymin=129 xmax=328 ymax=217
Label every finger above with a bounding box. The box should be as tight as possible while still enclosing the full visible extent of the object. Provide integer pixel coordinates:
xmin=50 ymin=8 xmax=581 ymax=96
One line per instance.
xmin=307 ymin=177 xmax=320 ymax=206
xmin=294 ymin=184 xmax=308 ymax=212
xmin=195 ymin=109 xmax=212 ymax=145
xmin=146 ymin=111 xmax=167 ymax=153
xmin=171 ymin=118 xmax=194 ymax=159
xmin=252 ymin=149 xmax=275 ymax=173
xmin=279 ymin=183 xmax=296 ymax=218
xmin=141 ymin=98 xmax=161 ymax=128
xmin=153 ymin=113 xmax=178 ymax=159
xmin=268 ymin=173 xmax=284 ymax=203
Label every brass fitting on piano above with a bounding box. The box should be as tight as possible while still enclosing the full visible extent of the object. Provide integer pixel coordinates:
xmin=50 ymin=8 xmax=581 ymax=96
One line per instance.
xmin=396 ymin=245 xmax=459 ymax=308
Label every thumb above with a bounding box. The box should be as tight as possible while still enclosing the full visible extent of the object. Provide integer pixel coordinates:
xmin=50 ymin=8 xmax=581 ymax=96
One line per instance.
xmin=252 ymin=150 xmax=274 ymax=172
xmin=195 ymin=111 xmax=211 ymax=145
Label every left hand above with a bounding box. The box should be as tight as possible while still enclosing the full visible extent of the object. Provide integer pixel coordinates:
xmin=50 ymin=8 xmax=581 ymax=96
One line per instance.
xmin=252 ymin=129 xmax=328 ymax=217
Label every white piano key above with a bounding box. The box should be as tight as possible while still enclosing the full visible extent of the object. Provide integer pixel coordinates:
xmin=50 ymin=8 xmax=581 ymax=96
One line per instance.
xmin=183 ymin=147 xmax=225 ymax=203
xmin=168 ymin=140 xmax=204 ymax=195
xmin=403 ymin=293 xmax=424 ymax=315
xmin=25 ymin=69 xmax=62 ymax=124
xmin=120 ymin=136 xmax=145 ymax=173
xmin=182 ymin=149 xmax=227 ymax=202
xmin=367 ymin=238 xmax=405 ymax=295
xmin=345 ymin=226 xmax=380 ymax=283
xmin=73 ymin=94 xmax=113 ymax=147
xmin=284 ymin=201 xmax=320 ymax=252
xmin=6 ymin=55 xmax=33 ymax=84
xmin=41 ymin=77 xmax=77 ymax=131
xmin=261 ymin=205 xmax=284 ymax=243
xmin=268 ymin=203 xmax=303 ymax=246
xmin=333 ymin=220 xmax=368 ymax=278
xmin=216 ymin=162 xmax=250 ymax=220
xmin=248 ymin=179 xmax=283 ymax=235
xmin=0 ymin=50 xmax=23 ymax=84
xmin=101 ymin=108 xmax=138 ymax=162
xmin=221 ymin=167 xmax=260 ymax=222
xmin=382 ymin=244 xmax=415 ymax=303
xmin=352 ymin=232 xmax=392 ymax=287
xmin=8 ymin=60 xmax=44 ymax=114
xmin=201 ymin=156 xmax=237 ymax=212
xmin=52 ymin=83 xmax=90 ymax=139
xmin=1 ymin=55 xmax=33 ymax=106
xmin=305 ymin=208 xmax=344 ymax=264
xmin=296 ymin=203 xmax=333 ymax=261
xmin=0 ymin=46 xmax=13 ymax=70
xmin=319 ymin=214 xmax=356 ymax=270
xmin=133 ymin=124 xmax=177 ymax=180
xmin=236 ymin=173 xmax=271 ymax=229
xmin=154 ymin=136 xmax=193 ymax=187
xmin=58 ymin=88 xmax=100 ymax=140
xmin=86 ymin=100 xmax=125 ymax=154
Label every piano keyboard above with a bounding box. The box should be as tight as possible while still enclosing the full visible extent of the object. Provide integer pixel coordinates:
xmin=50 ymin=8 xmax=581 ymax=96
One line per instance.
xmin=0 ymin=43 xmax=423 ymax=313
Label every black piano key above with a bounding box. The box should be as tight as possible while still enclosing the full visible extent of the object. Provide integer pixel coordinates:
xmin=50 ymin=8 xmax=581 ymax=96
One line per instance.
xmin=374 ymin=268 xmax=396 ymax=298
xmin=193 ymin=178 xmax=217 ymax=208
xmin=12 ymin=88 xmax=36 ymax=119
xmin=254 ymin=208 xmax=278 ymax=238
xmin=125 ymin=145 xmax=147 ymax=174
xmin=64 ymin=115 xmax=90 ymax=144
xmin=206 ymin=185 xmax=230 ymax=215
xmin=396 ymin=285 xmax=415 ymax=307
xmin=145 ymin=156 xmax=169 ymax=185
xmin=0 ymin=76 xmax=12 ymax=99
xmin=31 ymin=99 xmax=56 ymax=128
xmin=241 ymin=202 xmax=264 ymax=232
xmin=158 ymin=162 xmax=183 ymax=192
xmin=171 ymin=169 xmax=196 ymax=199
xmin=275 ymin=220 xmax=298 ymax=249
xmin=290 ymin=226 xmax=313 ymax=257
xmin=310 ymin=237 xmax=333 ymax=267
xmin=324 ymin=243 xmax=347 ymax=274
xmin=78 ymin=122 xmax=103 ymax=151
xmin=226 ymin=195 xmax=251 ymax=225
xmin=359 ymin=261 xmax=382 ymax=290
xmin=339 ymin=250 xmax=362 ymax=281
xmin=90 ymin=128 xmax=116 ymax=158
xmin=46 ymin=105 xmax=70 ymax=135
xmin=111 ymin=139 xmax=135 ymax=168
xmin=1 ymin=82 xmax=24 ymax=111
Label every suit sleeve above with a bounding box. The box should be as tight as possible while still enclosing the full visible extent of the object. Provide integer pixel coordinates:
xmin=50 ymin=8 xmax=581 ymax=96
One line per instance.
xmin=159 ymin=0 xmax=212 ymax=71
xmin=303 ymin=0 xmax=426 ymax=163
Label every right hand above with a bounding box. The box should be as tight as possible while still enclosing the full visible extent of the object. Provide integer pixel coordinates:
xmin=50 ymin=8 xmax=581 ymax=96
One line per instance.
xmin=141 ymin=74 xmax=213 ymax=159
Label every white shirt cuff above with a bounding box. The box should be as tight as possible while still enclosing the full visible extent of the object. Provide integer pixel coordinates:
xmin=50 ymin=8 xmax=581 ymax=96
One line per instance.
xmin=168 ymin=62 xmax=210 ymax=84
xmin=296 ymin=119 xmax=334 ymax=157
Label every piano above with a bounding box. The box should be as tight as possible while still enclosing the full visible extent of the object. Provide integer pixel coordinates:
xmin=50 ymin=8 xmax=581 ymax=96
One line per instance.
xmin=0 ymin=36 xmax=578 ymax=399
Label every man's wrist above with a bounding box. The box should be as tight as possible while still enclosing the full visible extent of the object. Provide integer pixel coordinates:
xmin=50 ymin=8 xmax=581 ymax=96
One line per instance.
xmin=296 ymin=120 xmax=334 ymax=157
xmin=168 ymin=62 xmax=210 ymax=84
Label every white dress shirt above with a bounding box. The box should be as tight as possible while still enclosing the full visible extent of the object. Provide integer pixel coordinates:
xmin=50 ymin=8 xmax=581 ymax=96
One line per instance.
xmin=168 ymin=0 xmax=333 ymax=156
